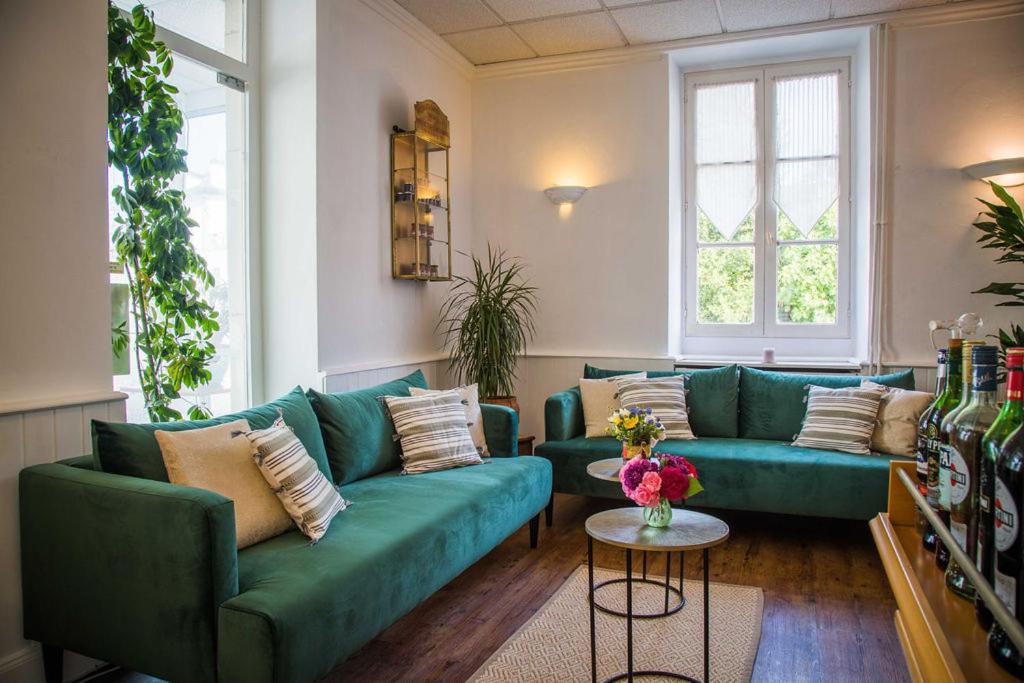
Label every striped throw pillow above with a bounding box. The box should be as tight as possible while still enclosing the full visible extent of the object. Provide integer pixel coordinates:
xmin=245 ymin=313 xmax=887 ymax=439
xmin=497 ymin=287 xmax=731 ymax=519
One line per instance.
xmin=615 ymin=376 xmax=696 ymax=440
xmin=792 ymin=385 xmax=885 ymax=455
xmin=239 ymin=418 xmax=350 ymax=542
xmin=385 ymin=391 xmax=484 ymax=474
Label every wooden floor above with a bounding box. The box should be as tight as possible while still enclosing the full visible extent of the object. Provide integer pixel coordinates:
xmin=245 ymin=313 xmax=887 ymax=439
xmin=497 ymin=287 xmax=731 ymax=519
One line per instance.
xmin=93 ymin=493 xmax=908 ymax=683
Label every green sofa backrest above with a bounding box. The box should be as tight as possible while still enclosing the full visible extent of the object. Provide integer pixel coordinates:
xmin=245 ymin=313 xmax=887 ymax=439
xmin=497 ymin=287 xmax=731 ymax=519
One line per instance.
xmin=738 ymin=366 xmax=916 ymax=440
xmin=91 ymin=386 xmax=333 ymax=483
xmin=582 ymin=364 xmax=739 ymax=438
xmin=307 ymin=369 xmax=428 ymax=485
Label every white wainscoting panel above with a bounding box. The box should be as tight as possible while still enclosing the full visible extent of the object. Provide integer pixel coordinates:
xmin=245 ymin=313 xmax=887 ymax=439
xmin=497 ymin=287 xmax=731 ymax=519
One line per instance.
xmin=322 ymin=359 xmax=450 ymax=394
xmin=0 ymin=397 xmax=125 ymax=683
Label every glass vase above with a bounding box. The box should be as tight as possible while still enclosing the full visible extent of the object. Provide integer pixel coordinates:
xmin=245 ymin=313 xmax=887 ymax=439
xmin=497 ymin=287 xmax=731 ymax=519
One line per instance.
xmin=643 ymin=497 xmax=673 ymax=527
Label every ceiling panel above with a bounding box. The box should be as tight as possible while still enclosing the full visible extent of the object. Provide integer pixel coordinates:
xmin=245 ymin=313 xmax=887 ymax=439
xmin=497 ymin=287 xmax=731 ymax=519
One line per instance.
xmin=611 ymin=0 xmax=722 ymax=44
xmin=830 ymin=0 xmax=944 ymax=18
xmin=443 ymin=25 xmax=537 ymax=63
xmin=396 ymin=0 xmax=502 ymax=34
xmin=515 ymin=12 xmax=626 ymax=56
xmin=717 ymin=0 xmax=830 ymax=32
xmin=485 ymin=0 xmax=602 ymax=23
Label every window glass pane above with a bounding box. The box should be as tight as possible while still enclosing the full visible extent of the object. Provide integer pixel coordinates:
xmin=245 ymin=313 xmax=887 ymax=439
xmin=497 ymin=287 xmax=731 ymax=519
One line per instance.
xmin=698 ymin=209 xmax=754 ymax=244
xmin=112 ymin=0 xmax=244 ymax=60
xmin=694 ymin=80 xmax=757 ymax=239
xmin=777 ymin=243 xmax=838 ymax=324
xmin=777 ymin=201 xmax=838 ymax=241
xmin=773 ymin=72 xmax=838 ymax=237
xmin=111 ymin=55 xmax=247 ymax=422
xmin=697 ymin=247 xmax=754 ymax=324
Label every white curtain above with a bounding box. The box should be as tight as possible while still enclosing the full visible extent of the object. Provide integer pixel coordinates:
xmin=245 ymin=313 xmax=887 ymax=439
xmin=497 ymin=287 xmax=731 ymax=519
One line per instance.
xmin=695 ymin=80 xmax=757 ymax=240
xmin=773 ymin=72 xmax=839 ymax=237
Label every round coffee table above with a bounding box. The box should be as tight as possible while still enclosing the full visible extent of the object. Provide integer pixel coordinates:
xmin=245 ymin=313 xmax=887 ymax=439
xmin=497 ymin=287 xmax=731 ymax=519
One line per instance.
xmin=586 ymin=457 xmax=624 ymax=482
xmin=585 ymin=507 xmax=730 ymax=683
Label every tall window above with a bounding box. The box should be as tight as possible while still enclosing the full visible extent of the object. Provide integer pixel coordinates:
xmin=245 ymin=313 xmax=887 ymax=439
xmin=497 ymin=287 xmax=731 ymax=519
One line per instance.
xmin=684 ymin=58 xmax=850 ymax=341
xmin=110 ymin=0 xmax=256 ymax=422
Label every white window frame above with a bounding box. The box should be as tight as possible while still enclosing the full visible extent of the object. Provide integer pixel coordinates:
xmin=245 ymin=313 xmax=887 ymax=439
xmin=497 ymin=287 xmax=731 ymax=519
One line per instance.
xmin=683 ymin=57 xmax=851 ymax=342
xmin=120 ymin=2 xmax=263 ymax=406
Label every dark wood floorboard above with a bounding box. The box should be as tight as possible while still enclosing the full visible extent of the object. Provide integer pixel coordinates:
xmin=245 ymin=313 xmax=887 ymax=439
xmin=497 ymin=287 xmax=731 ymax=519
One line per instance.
xmin=85 ymin=493 xmax=908 ymax=683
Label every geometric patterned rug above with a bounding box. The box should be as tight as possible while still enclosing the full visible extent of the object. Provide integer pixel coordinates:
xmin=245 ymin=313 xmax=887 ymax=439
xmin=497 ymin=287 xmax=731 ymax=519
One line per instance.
xmin=469 ymin=565 xmax=763 ymax=683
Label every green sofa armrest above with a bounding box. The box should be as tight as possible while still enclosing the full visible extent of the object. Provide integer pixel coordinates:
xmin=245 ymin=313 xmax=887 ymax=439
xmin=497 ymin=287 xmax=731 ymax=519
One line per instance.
xmin=545 ymin=387 xmax=584 ymax=442
xmin=20 ymin=463 xmax=239 ymax=683
xmin=481 ymin=403 xmax=519 ymax=456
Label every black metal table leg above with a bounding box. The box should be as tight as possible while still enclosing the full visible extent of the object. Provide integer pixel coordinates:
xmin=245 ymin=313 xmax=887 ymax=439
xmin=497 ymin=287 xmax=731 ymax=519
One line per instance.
xmin=626 ymin=548 xmax=634 ymax=683
xmin=642 ymin=550 xmax=647 ymax=580
xmin=589 ymin=537 xmax=597 ymax=683
xmin=665 ymin=551 xmax=672 ymax=614
xmin=704 ymin=547 xmax=710 ymax=683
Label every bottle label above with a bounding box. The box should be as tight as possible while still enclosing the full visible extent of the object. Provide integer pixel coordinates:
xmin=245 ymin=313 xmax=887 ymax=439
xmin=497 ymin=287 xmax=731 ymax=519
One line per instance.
xmin=973 ymin=364 xmax=997 ymax=392
xmin=916 ymin=435 xmax=928 ymax=477
xmin=950 ymin=520 xmax=967 ymax=550
xmin=995 ymin=477 xmax=1019 ymax=552
xmin=949 ymin=447 xmax=970 ymax=506
xmin=1009 ymin=366 xmax=1023 ymax=400
xmin=996 ymin=568 xmax=1017 ymax=613
xmin=938 ymin=444 xmax=953 ymax=509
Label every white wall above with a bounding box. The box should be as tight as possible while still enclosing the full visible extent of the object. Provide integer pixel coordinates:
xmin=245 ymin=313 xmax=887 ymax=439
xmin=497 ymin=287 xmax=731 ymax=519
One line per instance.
xmin=0 ymin=0 xmax=112 ymax=407
xmin=315 ymin=0 xmax=473 ymax=377
xmin=884 ymin=14 xmax=1024 ymax=366
xmin=260 ymin=0 xmax=321 ymax=397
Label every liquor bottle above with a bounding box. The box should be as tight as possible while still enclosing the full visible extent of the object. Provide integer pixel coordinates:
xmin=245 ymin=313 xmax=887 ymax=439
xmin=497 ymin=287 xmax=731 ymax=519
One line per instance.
xmin=945 ymin=345 xmax=999 ymax=599
xmin=989 ymin=421 xmax=1024 ymax=677
xmin=925 ymin=339 xmax=963 ymax=552
xmin=977 ymin=349 xmax=1024 ymax=628
xmin=919 ymin=349 xmax=949 ymax=546
xmin=937 ymin=339 xmax=984 ymax=569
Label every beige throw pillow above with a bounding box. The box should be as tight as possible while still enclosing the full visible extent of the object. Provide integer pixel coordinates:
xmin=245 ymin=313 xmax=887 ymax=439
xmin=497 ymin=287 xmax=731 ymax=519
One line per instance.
xmin=580 ymin=372 xmax=647 ymax=438
xmin=862 ymin=380 xmax=934 ymax=456
xmin=155 ymin=419 xmax=293 ymax=549
xmin=410 ymin=384 xmax=488 ymax=456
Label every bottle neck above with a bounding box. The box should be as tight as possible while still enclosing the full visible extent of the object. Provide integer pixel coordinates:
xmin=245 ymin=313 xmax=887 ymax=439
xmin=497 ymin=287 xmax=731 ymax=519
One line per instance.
xmin=969 ymin=363 xmax=999 ymax=406
xmin=934 ymin=362 xmax=947 ymax=395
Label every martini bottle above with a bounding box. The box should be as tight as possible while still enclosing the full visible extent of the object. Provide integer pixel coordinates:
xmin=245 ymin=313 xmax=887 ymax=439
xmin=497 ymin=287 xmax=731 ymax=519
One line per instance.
xmin=977 ymin=348 xmax=1024 ymax=628
xmin=919 ymin=348 xmax=948 ymax=545
xmin=937 ymin=339 xmax=983 ymax=569
xmin=925 ymin=339 xmax=963 ymax=553
xmin=989 ymin=421 xmax=1024 ymax=677
xmin=945 ymin=345 xmax=999 ymax=599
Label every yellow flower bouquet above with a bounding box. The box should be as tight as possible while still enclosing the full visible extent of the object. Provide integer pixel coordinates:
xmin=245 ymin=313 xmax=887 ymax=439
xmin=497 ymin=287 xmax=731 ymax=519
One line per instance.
xmin=607 ymin=407 xmax=666 ymax=461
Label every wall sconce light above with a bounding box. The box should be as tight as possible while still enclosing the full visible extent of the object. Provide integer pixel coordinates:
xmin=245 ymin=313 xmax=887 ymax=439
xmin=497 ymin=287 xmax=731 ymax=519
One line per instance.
xmin=544 ymin=185 xmax=587 ymax=205
xmin=962 ymin=157 xmax=1024 ymax=187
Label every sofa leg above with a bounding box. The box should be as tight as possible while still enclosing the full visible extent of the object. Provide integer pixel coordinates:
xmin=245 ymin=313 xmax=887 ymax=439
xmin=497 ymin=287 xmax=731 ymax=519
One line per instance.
xmin=545 ymin=494 xmax=554 ymax=528
xmin=529 ymin=514 xmax=540 ymax=549
xmin=41 ymin=644 xmax=63 ymax=683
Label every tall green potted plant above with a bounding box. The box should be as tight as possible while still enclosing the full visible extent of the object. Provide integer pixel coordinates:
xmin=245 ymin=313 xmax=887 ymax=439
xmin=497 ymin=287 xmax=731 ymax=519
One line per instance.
xmin=438 ymin=246 xmax=538 ymax=411
xmin=972 ymin=181 xmax=1024 ymax=372
xmin=108 ymin=3 xmax=219 ymax=421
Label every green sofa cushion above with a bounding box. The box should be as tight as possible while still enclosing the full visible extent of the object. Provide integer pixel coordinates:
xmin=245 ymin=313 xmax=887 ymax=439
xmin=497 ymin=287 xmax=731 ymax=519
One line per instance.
xmin=582 ymin=364 xmax=739 ymax=437
xmin=738 ymin=366 xmax=916 ymax=441
xmin=217 ymin=456 xmax=552 ymax=683
xmin=534 ymin=435 xmax=909 ymax=520
xmin=92 ymin=386 xmax=332 ymax=483
xmin=307 ymin=370 xmax=428 ymax=485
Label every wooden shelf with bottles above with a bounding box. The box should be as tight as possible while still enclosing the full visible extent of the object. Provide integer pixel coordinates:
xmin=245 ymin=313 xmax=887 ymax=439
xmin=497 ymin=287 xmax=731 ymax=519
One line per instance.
xmin=391 ymin=100 xmax=452 ymax=282
xmin=871 ymin=460 xmax=1022 ymax=683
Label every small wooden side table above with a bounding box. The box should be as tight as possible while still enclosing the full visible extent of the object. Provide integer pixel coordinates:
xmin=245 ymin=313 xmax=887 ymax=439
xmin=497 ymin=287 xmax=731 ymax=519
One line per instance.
xmin=518 ymin=435 xmax=535 ymax=455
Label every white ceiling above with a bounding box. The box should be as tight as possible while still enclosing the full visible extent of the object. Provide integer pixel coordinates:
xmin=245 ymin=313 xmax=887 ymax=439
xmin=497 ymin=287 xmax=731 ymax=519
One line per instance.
xmin=395 ymin=0 xmax=962 ymax=65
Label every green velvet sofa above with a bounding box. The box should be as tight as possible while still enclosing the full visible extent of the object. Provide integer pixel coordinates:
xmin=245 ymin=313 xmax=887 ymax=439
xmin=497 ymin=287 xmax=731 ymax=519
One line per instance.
xmin=535 ymin=364 xmax=916 ymax=522
xmin=19 ymin=370 xmax=552 ymax=683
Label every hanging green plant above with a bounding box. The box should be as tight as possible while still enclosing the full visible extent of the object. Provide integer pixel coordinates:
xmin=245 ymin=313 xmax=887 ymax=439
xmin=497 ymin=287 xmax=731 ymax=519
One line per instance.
xmin=108 ymin=2 xmax=218 ymax=421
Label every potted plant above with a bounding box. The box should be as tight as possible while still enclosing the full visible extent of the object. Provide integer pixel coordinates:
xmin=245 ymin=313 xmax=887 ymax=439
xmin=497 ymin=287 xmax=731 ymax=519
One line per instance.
xmin=438 ymin=245 xmax=538 ymax=411
xmin=607 ymin=407 xmax=666 ymax=461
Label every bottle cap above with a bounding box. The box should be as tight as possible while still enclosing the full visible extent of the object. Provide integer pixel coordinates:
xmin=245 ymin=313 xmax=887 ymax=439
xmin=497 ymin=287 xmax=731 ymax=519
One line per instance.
xmin=972 ymin=345 xmax=998 ymax=366
xmin=948 ymin=338 xmax=963 ymax=349
xmin=1007 ymin=347 xmax=1024 ymax=368
xmin=937 ymin=348 xmax=948 ymax=362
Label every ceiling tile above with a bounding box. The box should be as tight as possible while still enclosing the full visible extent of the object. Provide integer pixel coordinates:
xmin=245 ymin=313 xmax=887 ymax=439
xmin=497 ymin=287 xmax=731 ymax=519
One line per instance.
xmin=611 ymin=0 xmax=722 ymax=44
xmin=717 ymin=0 xmax=829 ymax=32
xmin=443 ymin=26 xmax=536 ymax=63
xmin=830 ymin=0 xmax=943 ymax=18
xmin=396 ymin=0 xmax=501 ymax=34
xmin=515 ymin=12 xmax=626 ymax=56
xmin=485 ymin=0 xmax=602 ymax=23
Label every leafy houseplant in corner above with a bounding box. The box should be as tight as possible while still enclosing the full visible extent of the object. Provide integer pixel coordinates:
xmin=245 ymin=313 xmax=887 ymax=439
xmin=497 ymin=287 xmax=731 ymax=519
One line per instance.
xmin=438 ymin=245 xmax=538 ymax=412
xmin=619 ymin=454 xmax=703 ymax=528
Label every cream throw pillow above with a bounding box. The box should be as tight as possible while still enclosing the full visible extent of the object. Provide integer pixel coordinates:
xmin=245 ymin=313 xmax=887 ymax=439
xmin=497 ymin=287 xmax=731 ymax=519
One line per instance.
xmin=580 ymin=372 xmax=647 ymax=438
xmin=410 ymin=384 xmax=488 ymax=456
xmin=862 ymin=380 xmax=934 ymax=456
xmin=155 ymin=419 xmax=293 ymax=549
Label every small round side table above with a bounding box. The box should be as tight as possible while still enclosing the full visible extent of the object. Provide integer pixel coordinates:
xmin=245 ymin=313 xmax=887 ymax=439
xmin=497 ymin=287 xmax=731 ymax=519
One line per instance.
xmin=585 ymin=507 xmax=729 ymax=683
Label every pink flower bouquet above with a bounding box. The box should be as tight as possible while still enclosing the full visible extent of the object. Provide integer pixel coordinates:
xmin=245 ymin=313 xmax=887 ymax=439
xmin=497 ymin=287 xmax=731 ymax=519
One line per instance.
xmin=619 ymin=454 xmax=703 ymax=527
